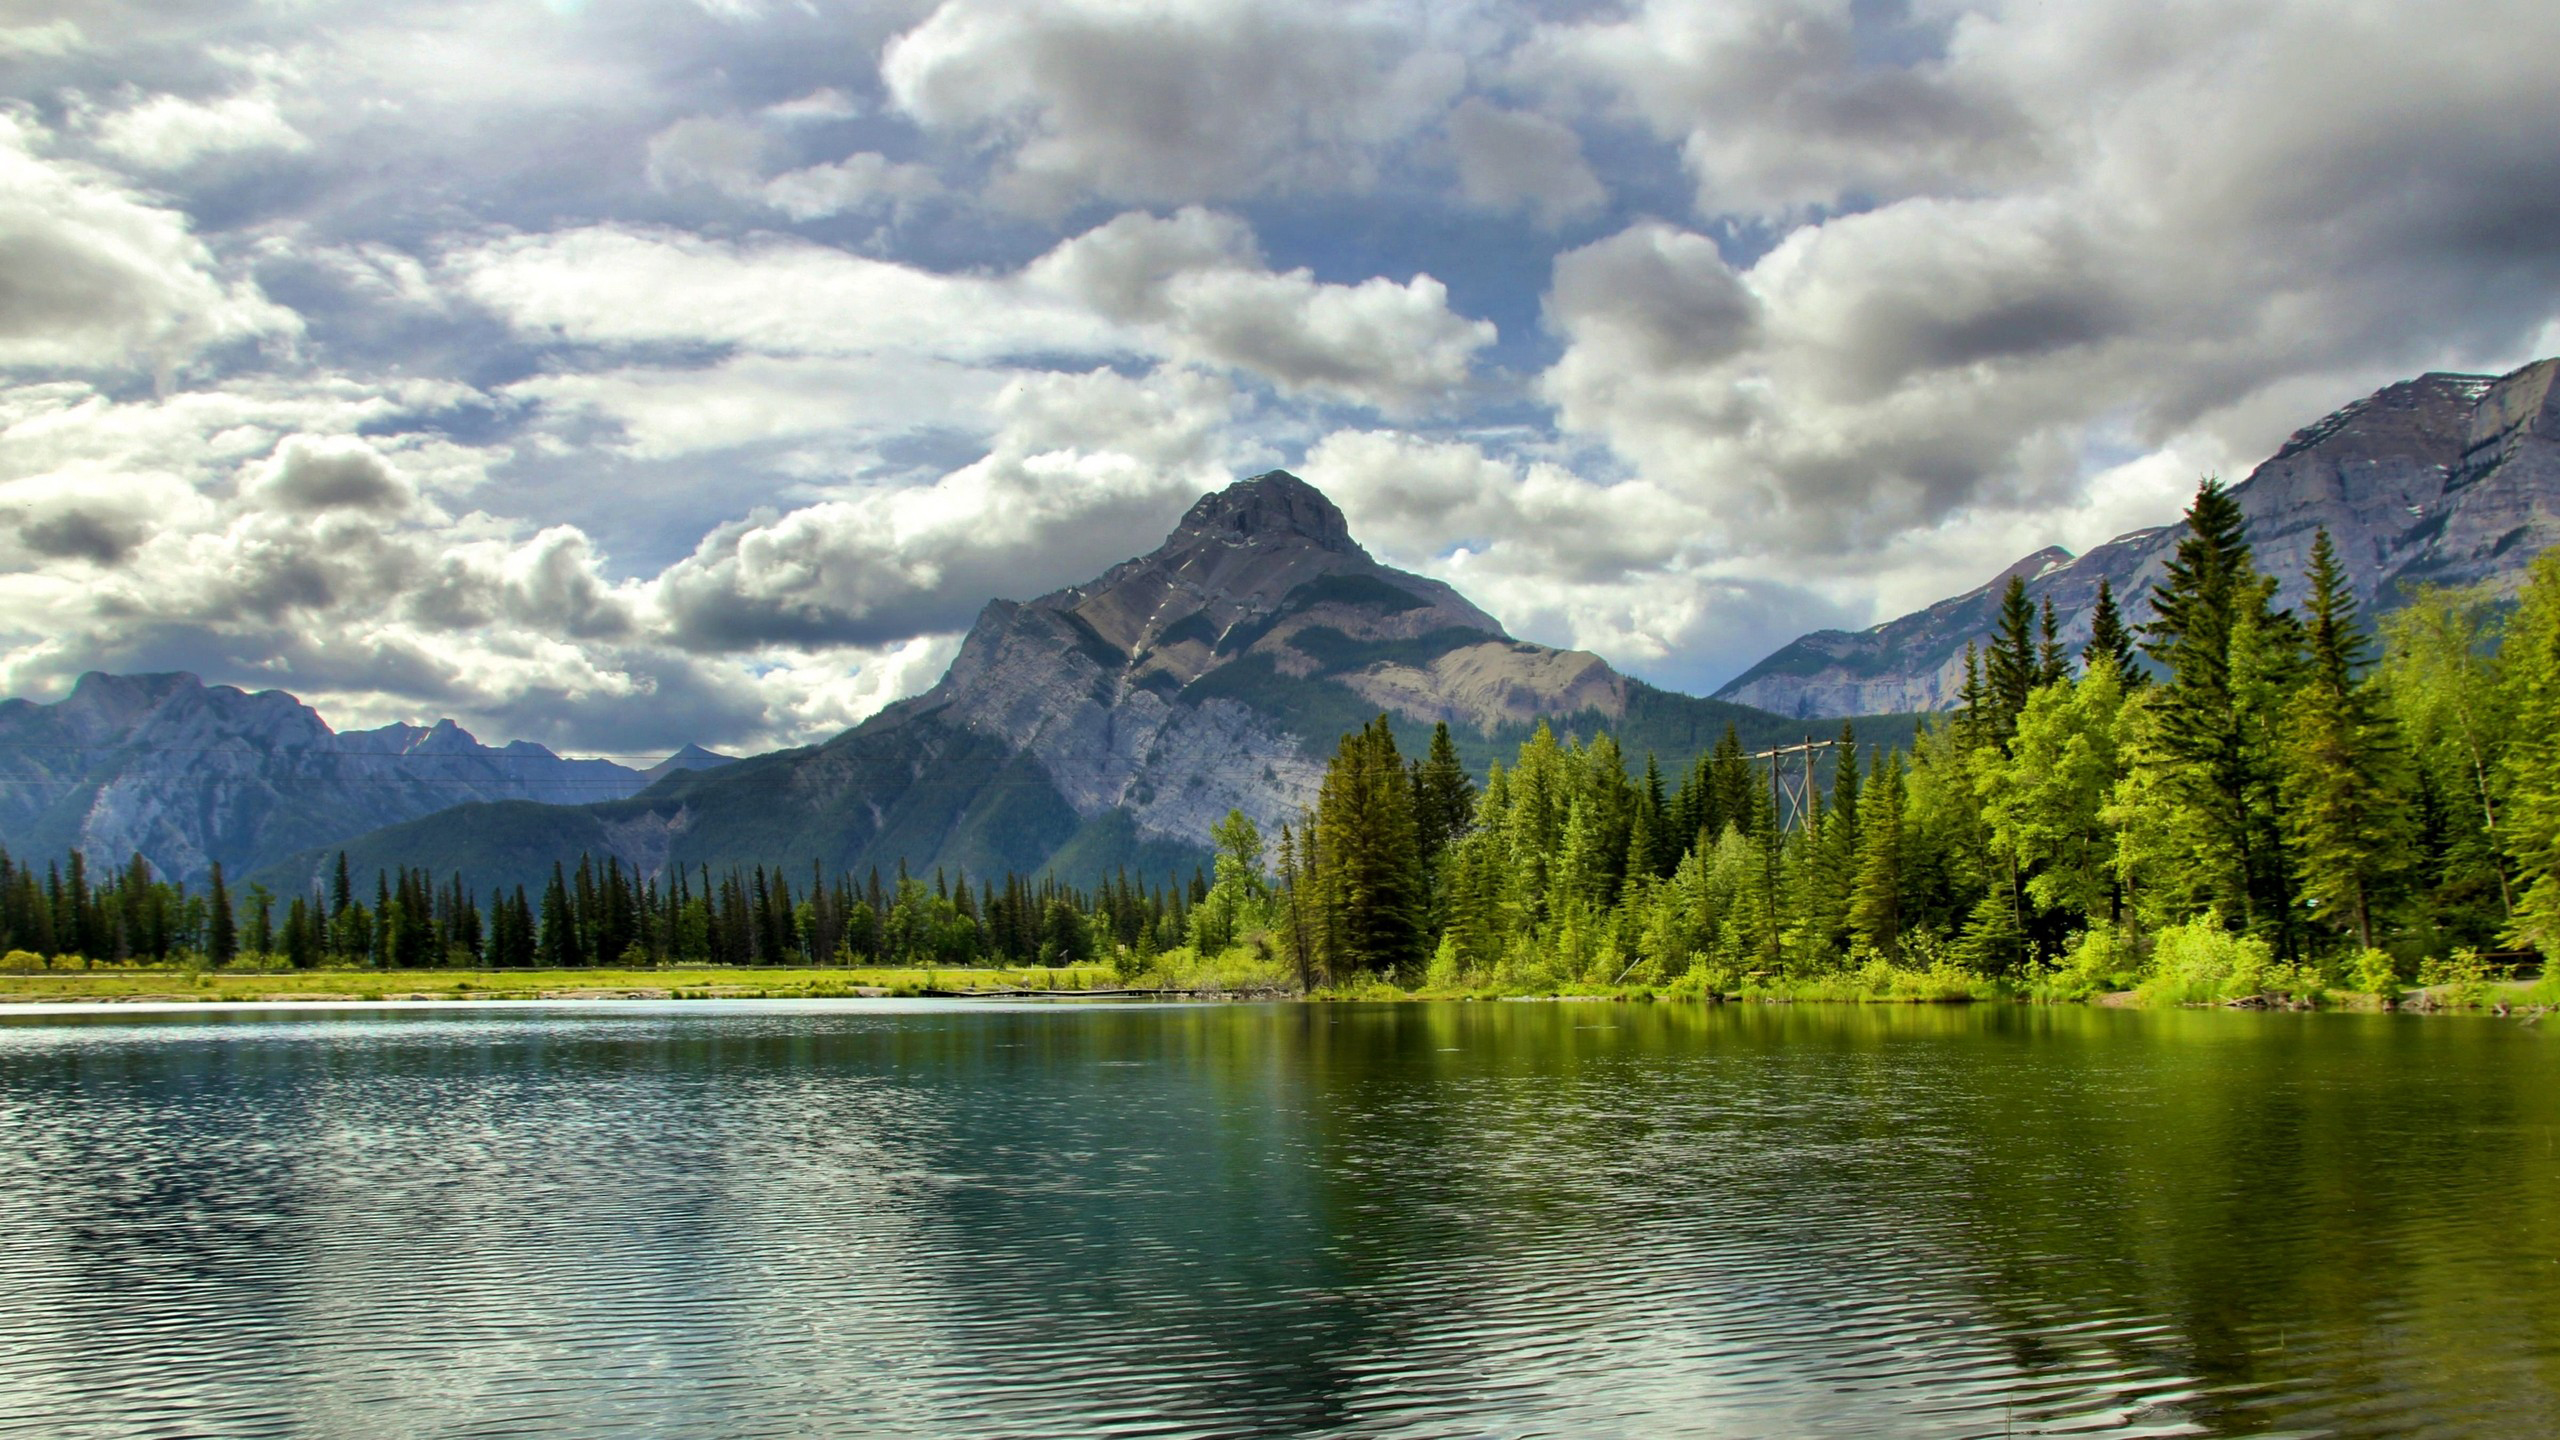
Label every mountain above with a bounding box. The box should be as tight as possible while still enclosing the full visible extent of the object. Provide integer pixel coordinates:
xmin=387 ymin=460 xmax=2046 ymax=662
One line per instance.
xmin=0 ymin=672 xmax=709 ymax=887
xmin=640 ymin=744 xmax=736 ymax=784
xmin=1716 ymin=356 xmax=2560 ymax=716
xmin=283 ymin=471 xmax=1906 ymax=900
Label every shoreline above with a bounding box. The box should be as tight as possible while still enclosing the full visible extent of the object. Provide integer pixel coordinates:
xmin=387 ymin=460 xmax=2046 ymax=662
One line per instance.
xmin=2 ymin=965 xmax=2547 ymax=1016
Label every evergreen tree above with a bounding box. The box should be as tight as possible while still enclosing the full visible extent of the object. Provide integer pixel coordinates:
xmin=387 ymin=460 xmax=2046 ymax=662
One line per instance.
xmin=1847 ymin=751 xmax=1907 ymax=957
xmin=1311 ymin=716 xmax=1427 ymax=981
xmin=2085 ymin=576 xmax=2141 ymax=681
xmin=2139 ymin=477 xmax=2305 ymax=952
xmin=1412 ymin=721 xmax=1477 ymax=864
xmin=2038 ymin=596 xmax=2068 ymax=687
xmin=2282 ymin=529 xmax=2410 ymax=950
xmin=207 ymin=862 xmax=237 ymax=966
xmin=1985 ymin=576 xmax=2041 ymax=740
xmin=2496 ymin=549 xmax=2560 ymax=951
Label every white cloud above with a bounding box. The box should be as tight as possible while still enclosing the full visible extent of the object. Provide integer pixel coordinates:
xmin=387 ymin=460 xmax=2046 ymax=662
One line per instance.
xmin=1530 ymin=0 xmax=2040 ymax=219
xmin=0 ymin=19 xmax=80 ymax=56
xmin=882 ymin=0 xmax=1466 ymax=211
xmin=0 ymin=115 xmax=298 ymax=375
xmin=505 ymin=353 xmax=1012 ymax=460
xmin=93 ymin=86 xmax=312 ymax=171
xmin=760 ymin=153 xmax=942 ymax=221
xmin=446 ymin=223 xmax=1108 ymax=361
xmin=1521 ymin=0 xmax=2560 ymax=580
xmin=651 ymin=365 xmax=1240 ymax=649
xmin=1026 ymin=207 xmax=1493 ymax=410
xmin=458 ymin=209 xmax=1491 ymax=411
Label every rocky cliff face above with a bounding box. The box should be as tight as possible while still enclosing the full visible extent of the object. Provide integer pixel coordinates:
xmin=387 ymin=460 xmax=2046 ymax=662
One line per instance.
xmin=0 ymin=673 xmax=725 ymax=886
xmin=1716 ymin=358 xmax=2560 ymax=716
xmin=301 ymin=471 xmax=1823 ymax=897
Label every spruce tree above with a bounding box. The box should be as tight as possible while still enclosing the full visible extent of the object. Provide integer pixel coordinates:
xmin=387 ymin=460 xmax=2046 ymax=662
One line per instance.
xmin=2282 ymin=529 xmax=2409 ymax=950
xmin=1985 ymin=575 xmax=2041 ymax=739
xmin=2038 ymin=595 xmax=2068 ymax=687
xmin=207 ymin=862 xmax=237 ymax=967
xmin=1847 ymin=751 xmax=1906 ymax=957
xmin=2084 ymin=576 xmax=2141 ymax=681
xmin=2139 ymin=477 xmax=2305 ymax=951
xmin=1412 ymin=721 xmax=1477 ymax=864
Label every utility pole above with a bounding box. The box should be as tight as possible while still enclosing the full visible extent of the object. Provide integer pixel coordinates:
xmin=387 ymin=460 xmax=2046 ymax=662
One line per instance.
xmin=1749 ymin=736 xmax=1836 ymax=833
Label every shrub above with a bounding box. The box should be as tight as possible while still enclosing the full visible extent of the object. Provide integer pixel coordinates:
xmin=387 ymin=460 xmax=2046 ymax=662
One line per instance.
xmin=2136 ymin=914 xmax=2283 ymax=1006
xmin=1 ymin=949 xmax=43 ymax=972
xmin=2347 ymin=948 xmax=2403 ymax=997
xmin=2417 ymin=948 xmax=2497 ymax=1007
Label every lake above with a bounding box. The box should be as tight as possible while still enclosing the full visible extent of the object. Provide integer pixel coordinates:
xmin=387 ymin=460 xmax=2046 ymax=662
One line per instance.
xmin=1 ymin=1000 xmax=2554 ymax=1438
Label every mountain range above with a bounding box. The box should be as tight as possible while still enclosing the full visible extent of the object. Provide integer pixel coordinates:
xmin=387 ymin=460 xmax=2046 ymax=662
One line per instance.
xmin=251 ymin=472 xmax=1877 ymax=900
xmin=0 ymin=673 xmax=730 ymax=888
xmin=1714 ymin=355 xmax=2560 ymax=715
xmin=12 ymin=353 xmax=2560 ymax=898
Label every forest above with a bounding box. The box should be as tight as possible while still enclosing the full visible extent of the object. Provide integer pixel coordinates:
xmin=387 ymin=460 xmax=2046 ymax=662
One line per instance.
xmin=6 ymin=479 xmax=2557 ymax=1005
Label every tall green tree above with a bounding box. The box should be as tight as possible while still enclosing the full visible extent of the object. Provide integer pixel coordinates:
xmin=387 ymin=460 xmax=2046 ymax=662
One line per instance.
xmin=2138 ymin=477 xmax=2305 ymax=952
xmin=2084 ymin=576 xmax=2142 ymax=680
xmin=2497 ymin=549 xmax=2560 ymax=952
xmin=1985 ymin=576 xmax=2041 ymax=740
xmin=2281 ymin=530 xmax=2410 ymax=950
xmin=1311 ymin=716 xmax=1427 ymax=981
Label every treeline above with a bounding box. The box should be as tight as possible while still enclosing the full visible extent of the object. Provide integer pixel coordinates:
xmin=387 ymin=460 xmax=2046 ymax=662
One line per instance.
xmin=1263 ymin=479 xmax=2560 ymax=990
xmin=0 ymin=841 xmax=1220 ymax=971
xmin=11 ymin=477 xmax=2557 ymax=992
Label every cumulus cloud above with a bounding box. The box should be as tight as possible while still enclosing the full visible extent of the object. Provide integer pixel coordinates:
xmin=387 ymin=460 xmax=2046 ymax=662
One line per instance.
xmin=250 ymin=435 xmax=417 ymax=514
xmin=647 ymin=112 xmax=943 ymax=220
xmin=1027 ymin=208 xmax=1493 ymax=410
xmin=458 ymin=209 xmax=1491 ymax=412
xmin=93 ymin=86 xmax=312 ymax=171
xmin=1531 ymin=0 xmax=2041 ymax=218
xmin=1524 ymin=0 xmax=2560 ymax=570
xmin=652 ymin=365 xmax=1239 ymax=649
xmin=0 ymin=115 xmax=297 ymax=374
xmin=448 ymin=223 xmax=1107 ymax=361
xmin=1448 ymin=99 xmax=1605 ymax=226
xmin=882 ymin=0 xmax=1465 ymax=211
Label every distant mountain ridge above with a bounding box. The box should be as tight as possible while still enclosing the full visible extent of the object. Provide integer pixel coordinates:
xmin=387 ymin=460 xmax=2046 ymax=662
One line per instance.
xmin=285 ymin=471 xmax=1892 ymax=900
xmin=1716 ymin=356 xmax=2560 ymax=716
xmin=0 ymin=672 xmax=730 ymax=886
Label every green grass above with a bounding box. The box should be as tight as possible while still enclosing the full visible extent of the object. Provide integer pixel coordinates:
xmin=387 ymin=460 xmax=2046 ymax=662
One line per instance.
xmin=0 ymin=963 xmax=1121 ymax=1004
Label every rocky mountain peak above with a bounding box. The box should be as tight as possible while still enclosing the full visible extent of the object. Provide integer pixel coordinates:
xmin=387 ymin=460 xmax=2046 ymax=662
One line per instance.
xmin=1716 ymin=355 xmax=2560 ymax=717
xmin=1169 ymin=470 xmax=1360 ymax=556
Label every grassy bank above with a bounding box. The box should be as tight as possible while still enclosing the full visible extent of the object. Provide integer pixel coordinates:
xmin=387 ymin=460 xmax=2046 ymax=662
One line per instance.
xmin=5 ymin=949 xmax=2549 ymax=1013
xmin=0 ymin=963 xmax=1122 ymax=1004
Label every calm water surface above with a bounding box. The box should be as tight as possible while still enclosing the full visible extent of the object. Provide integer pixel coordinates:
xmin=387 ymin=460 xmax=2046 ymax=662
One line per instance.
xmin=1 ymin=1000 xmax=2554 ymax=1438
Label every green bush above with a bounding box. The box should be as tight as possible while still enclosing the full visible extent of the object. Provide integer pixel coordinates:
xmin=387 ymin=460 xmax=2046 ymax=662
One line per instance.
xmin=2348 ymin=948 xmax=2403 ymax=996
xmin=2136 ymin=914 xmax=2286 ymax=1005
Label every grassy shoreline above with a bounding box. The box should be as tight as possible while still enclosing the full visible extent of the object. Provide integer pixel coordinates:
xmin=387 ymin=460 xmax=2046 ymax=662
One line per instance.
xmin=4 ymin=961 xmax=2551 ymax=1012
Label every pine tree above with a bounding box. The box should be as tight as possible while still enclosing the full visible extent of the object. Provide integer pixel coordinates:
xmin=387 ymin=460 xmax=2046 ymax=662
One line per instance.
xmin=2084 ymin=576 xmax=2141 ymax=681
xmin=1412 ymin=721 xmax=1476 ymax=864
xmin=1985 ymin=575 xmax=2041 ymax=739
xmin=1312 ymin=716 xmax=1427 ymax=980
xmin=2038 ymin=595 xmax=2068 ymax=687
xmin=2282 ymin=529 xmax=2410 ymax=950
xmin=2139 ymin=477 xmax=2305 ymax=951
xmin=207 ymin=862 xmax=237 ymax=966
xmin=1847 ymin=751 xmax=1907 ymax=957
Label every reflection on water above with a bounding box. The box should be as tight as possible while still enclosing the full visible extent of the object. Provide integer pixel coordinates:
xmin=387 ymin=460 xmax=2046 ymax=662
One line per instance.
xmin=1 ymin=1000 xmax=2554 ymax=1438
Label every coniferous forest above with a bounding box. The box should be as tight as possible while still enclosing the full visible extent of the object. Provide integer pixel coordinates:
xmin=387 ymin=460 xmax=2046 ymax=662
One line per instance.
xmin=8 ymin=479 xmax=2560 ymax=1006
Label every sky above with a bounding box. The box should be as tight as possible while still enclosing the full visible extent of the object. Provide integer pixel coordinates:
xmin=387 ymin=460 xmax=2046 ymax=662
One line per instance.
xmin=5 ymin=0 xmax=2560 ymax=760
